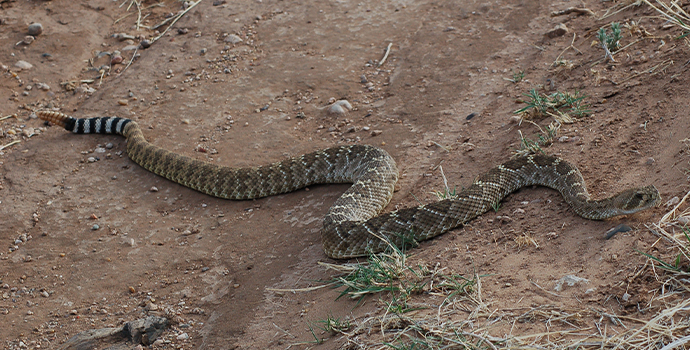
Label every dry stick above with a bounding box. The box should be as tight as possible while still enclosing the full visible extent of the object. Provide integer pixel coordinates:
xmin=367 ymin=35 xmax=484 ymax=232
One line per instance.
xmin=377 ymin=43 xmax=393 ymax=68
xmin=151 ymin=0 xmax=203 ymax=44
xmin=120 ymin=48 xmax=138 ymax=75
xmin=0 ymin=140 xmax=20 ymax=151
xmin=0 ymin=114 xmax=17 ymax=121
xmin=133 ymin=0 xmax=143 ymax=31
xmin=114 ymin=3 xmax=164 ymax=24
xmin=552 ymin=33 xmax=582 ymax=68
xmin=438 ymin=165 xmax=450 ymax=195
xmin=530 ymin=281 xmax=562 ymax=298
xmin=431 ymin=141 xmax=450 ymax=152
xmin=266 ymin=283 xmax=334 ymax=293
xmin=550 ymin=7 xmax=595 ymax=17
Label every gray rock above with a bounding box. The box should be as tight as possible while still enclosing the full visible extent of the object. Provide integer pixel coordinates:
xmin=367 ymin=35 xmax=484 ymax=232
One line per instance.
xmin=14 ymin=60 xmax=33 ymax=70
xmin=224 ymin=34 xmax=242 ymax=44
xmin=546 ymin=23 xmax=568 ymax=38
xmin=59 ymin=316 xmax=167 ymax=349
xmin=28 ymin=23 xmax=43 ymax=36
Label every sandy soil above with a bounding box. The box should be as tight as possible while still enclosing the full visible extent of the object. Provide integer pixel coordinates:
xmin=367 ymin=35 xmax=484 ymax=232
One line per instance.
xmin=1 ymin=0 xmax=690 ymax=349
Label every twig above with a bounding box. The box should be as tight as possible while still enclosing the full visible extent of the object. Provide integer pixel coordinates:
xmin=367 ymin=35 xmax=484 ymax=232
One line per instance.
xmin=551 ymin=7 xmax=595 ymax=17
xmin=439 ymin=165 xmax=449 ymax=194
xmin=0 ymin=140 xmax=20 ymax=151
xmin=377 ymin=43 xmax=393 ymax=68
xmin=431 ymin=141 xmax=450 ymax=152
xmin=133 ymin=0 xmax=142 ymax=30
xmin=60 ymin=79 xmax=95 ymax=86
xmin=0 ymin=114 xmax=17 ymax=121
xmin=114 ymin=3 xmax=165 ymax=24
xmin=266 ymin=283 xmax=334 ymax=293
xmin=120 ymin=48 xmax=138 ymax=75
xmin=552 ymin=33 xmax=582 ymax=68
xmin=530 ymin=280 xmax=562 ymax=297
xmin=151 ymin=0 xmax=203 ymax=44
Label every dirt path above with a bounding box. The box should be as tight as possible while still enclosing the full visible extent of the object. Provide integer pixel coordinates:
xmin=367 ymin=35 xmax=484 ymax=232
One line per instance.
xmin=2 ymin=0 xmax=690 ymax=349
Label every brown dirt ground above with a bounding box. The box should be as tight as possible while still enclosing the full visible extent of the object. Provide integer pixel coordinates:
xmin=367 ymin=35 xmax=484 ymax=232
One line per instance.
xmin=1 ymin=0 xmax=690 ymax=349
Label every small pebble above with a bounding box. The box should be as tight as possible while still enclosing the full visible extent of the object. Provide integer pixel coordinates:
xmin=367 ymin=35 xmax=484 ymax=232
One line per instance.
xmin=150 ymin=186 xmax=159 ymax=192
xmin=466 ymin=112 xmax=477 ymax=120
xmin=545 ymin=23 xmax=568 ymax=38
xmin=94 ymin=147 xmax=106 ymax=153
xmin=27 ymin=310 xmax=34 ymax=315
xmin=201 ymin=267 xmax=210 ymax=272
xmin=371 ymin=130 xmax=383 ymax=136
xmin=327 ymin=100 xmax=352 ymax=116
xmin=87 ymin=157 xmax=97 ymax=163
xmin=41 ymin=291 xmax=49 ymax=298
xmin=128 ymin=286 xmax=136 ymax=293
xmin=69 ymin=309 xmax=78 ymax=315
xmin=177 ymin=333 xmax=189 ymax=340
xmin=27 ymin=23 xmax=43 ymax=36
xmin=105 ymin=143 xmax=114 ymax=149
xmin=360 ymin=75 xmax=367 ymax=83
xmin=140 ymin=39 xmax=151 ymax=48
xmin=113 ymin=33 xmax=135 ymax=41
xmin=111 ymin=55 xmax=123 ymax=64
xmin=22 ymin=35 xmax=35 ymax=45
xmin=14 ymin=60 xmax=33 ymax=70
xmin=91 ymin=224 xmax=100 ymax=230
xmin=117 ymin=99 xmax=129 ymax=106
xmin=646 ymin=157 xmax=655 ymax=165
xmin=224 ymin=34 xmax=242 ymax=44
xmin=36 ymin=83 xmax=50 ymax=91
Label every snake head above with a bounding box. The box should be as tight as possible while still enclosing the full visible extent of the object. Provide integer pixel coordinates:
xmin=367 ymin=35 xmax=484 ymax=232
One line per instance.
xmin=612 ymin=185 xmax=661 ymax=214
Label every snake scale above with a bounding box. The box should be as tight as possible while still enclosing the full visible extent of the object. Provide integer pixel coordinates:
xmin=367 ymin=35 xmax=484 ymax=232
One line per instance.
xmin=37 ymin=111 xmax=660 ymax=259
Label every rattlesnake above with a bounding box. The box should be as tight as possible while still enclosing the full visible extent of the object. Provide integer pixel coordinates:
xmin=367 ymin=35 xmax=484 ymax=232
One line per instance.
xmin=37 ymin=111 xmax=660 ymax=258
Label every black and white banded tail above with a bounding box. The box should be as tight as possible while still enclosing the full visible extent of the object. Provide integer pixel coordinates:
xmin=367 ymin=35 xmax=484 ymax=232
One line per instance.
xmin=36 ymin=111 xmax=132 ymax=136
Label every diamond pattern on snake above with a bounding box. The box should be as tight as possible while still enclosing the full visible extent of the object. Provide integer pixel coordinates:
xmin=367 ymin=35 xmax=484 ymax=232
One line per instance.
xmin=37 ymin=111 xmax=661 ymax=258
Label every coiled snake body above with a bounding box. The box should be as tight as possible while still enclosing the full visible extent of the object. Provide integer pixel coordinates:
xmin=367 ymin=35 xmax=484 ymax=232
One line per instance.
xmin=37 ymin=111 xmax=660 ymax=258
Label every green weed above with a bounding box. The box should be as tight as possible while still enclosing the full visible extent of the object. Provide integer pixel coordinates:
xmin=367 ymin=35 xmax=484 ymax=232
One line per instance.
xmin=598 ymin=22 xmax=622 ymax=53
xmin=515 ymin=89 xmax=590 ymax=121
